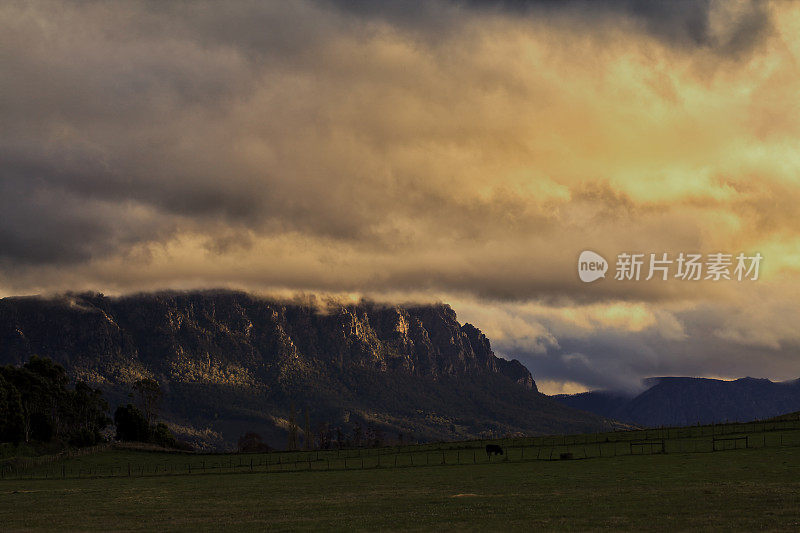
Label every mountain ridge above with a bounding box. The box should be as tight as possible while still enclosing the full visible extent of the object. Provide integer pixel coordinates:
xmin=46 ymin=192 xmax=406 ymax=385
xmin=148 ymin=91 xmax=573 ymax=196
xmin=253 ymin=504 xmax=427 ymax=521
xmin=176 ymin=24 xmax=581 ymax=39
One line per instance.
xmin=0 ymin=290 xmax=613 ymax=449
xmin=554 ymin=376 xmax=800 ymax=427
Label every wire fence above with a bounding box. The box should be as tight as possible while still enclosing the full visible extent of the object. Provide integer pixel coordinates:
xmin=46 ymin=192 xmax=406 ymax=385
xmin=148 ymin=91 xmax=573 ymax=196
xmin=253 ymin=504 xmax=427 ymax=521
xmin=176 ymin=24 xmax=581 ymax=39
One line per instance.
xmin=4 ymin=419 xmax=800 ymax=481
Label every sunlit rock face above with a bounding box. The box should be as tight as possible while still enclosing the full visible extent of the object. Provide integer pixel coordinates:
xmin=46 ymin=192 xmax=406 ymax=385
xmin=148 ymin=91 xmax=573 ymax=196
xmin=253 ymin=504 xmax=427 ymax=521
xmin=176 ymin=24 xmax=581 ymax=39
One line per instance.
xmin=0 ymin=290 xmax=606 ymax=449
xmin=0 ymin=290 xmax=535 ymax=388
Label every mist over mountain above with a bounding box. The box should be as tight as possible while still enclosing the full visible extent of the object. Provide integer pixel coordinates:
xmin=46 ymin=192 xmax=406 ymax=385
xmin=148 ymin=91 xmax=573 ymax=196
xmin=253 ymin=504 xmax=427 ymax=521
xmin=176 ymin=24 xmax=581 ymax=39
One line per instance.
xmin=0 ymin=290 xmax=614 ymax=449
xmin=554 ymin=376 xmax=800 ymax=427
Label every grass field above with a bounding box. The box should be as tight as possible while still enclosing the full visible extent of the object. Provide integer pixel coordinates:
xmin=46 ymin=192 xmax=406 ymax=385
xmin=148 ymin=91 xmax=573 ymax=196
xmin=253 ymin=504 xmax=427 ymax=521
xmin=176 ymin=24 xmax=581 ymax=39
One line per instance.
xmin=3 ymin=420 xmax=800 ymax=531
xmin=6 ymin=419 xmax=800 ymax=480
xmin=2 ymin=446 xmax=800 ymax=531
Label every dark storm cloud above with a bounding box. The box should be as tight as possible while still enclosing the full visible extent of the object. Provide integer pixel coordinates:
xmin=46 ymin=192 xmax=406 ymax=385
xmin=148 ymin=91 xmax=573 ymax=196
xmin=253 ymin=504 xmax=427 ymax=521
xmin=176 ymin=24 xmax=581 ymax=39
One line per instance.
xmin=0 ymin=0 xmax=780 ymax=270
xmin=139 ymin=0 xmax=353 ymax=61
xmin=0 ymin=0 xmax=437 ymax=266
xmin=0 ymin=153 xmax=172 ymax=265
xmin=321 ymin=0 xmax=773 ymax=56
xmin=0 ymin=0 xmax=792 ymax=306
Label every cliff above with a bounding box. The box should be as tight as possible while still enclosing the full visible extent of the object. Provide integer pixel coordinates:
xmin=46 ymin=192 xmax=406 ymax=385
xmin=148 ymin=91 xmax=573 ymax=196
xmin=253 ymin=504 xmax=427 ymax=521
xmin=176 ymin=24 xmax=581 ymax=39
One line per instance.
xmin=0 ymin=290 xmax=612 ymax=448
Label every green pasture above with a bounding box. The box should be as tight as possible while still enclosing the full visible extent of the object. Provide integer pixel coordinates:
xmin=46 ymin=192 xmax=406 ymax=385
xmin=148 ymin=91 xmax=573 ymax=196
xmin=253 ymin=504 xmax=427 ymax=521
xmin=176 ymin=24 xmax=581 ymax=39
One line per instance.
xmin=2 ymin=419 xmax=800 ymax=531
xmin=3 ymin=418 xmax=800 ymax=480
xmin=2 ymin=446 xmax=800 ymax=531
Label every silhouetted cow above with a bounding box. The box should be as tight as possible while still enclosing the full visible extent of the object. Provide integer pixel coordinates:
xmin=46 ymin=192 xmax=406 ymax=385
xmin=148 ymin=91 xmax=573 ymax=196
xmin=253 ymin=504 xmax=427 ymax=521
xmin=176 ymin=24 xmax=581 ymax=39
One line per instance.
xmin=485 ymin=444 xmax=504 ymax=457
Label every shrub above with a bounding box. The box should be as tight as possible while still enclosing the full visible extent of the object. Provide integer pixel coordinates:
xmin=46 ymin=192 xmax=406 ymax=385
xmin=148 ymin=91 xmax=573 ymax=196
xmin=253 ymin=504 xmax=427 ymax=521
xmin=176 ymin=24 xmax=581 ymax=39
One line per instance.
xmin=238 ymin=432 xmax=272 ymax=453
xmin=114 ymin=404 xmax=150 ymax=442
xmin=151 ymin=422 xmax=177 ymax=448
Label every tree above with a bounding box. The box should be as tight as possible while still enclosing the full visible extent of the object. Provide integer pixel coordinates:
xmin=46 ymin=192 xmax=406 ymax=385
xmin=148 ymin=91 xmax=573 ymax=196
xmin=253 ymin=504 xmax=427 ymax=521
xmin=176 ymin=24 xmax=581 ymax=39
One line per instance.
xmin=113 ymin=403 xmax=180 ymax=449
xmin=0 ymin=356 xmax=109 ymax=447
xmin=132 ymin=378 xmax=162 ymax=425
xmin=363 ymin=423 xmax=384 ymax=447
xmin=0 ymin=374 xmax=24 ymax=443
xmin=24 ymin=356 xmax=68 ymax=387
xmin=114 ymin=404 xmax=150 ymax=442
xmin=352 ymin=421 xmax=363 ymax=447
xmin=316 ymin=422 xmax=331 ymax=450
xmin=238 ymin=432 xmax=271 ymax=453
xmin=151 ymin=422 xmax=176 ymax=448
xmin=366 ymin=423 xmax=376 ymax=447
xmin=304 ymin=408 xmax=312 ymax=450
xmin=335 ymin=427 xmax=344 ymax=449
xmin=287 ymin=403 xmax=299 ymax=451
xmin=20 ymin=357 xmax=66 ymax=441
xmin=66 ymin=382 xmax=109 ymax=446
xmin=373 ymin=425 xmax=384 ymax=448
xmin=1 ymin=357 xmax=69 ymax=443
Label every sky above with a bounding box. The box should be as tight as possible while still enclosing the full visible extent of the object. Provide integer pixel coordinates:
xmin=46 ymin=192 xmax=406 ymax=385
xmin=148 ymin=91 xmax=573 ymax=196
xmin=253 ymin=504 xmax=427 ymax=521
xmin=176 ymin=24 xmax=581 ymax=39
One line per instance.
xmin=1 ymin=0 xmax=799 ymax=393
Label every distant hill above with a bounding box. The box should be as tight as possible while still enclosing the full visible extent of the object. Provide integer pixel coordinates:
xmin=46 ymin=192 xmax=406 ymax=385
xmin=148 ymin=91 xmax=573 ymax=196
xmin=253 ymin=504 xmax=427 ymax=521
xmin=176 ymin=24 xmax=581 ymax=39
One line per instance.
xmin=554 ymin=376 xmax=800 ymax=427
xmin=766 ymin=410 xmax=800 ymax=422
xmin=0 ymin=291 xmax=614 ymax=449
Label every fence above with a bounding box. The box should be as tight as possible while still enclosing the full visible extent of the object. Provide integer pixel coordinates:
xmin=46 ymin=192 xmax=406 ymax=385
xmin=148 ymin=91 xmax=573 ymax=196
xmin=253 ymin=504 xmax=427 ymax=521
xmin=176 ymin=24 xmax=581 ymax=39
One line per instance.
xmin=4 ymin=419 xmax=800 ymax=481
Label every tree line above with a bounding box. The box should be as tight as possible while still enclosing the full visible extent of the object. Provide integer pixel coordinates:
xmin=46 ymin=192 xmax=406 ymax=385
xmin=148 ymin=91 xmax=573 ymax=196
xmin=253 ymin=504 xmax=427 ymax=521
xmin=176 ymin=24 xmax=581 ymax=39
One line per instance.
xmin=0 ymin=356 xmax=108 ymax=446
xmin=279 ymin=404 xmax=400 ymax=452
xmin=0 ymin=355 xmax=183 ymax=451
xmin=0 ymin=356 xmax=404 ymax=454
xmin=239 ymin=409 xmax=400 ymax=453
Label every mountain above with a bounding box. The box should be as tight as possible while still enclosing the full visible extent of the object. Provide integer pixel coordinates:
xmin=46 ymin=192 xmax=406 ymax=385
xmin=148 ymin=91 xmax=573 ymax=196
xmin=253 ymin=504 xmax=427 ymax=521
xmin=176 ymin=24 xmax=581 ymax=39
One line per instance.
xmin=0 ymin=290 xmax=614 ymax=449
xmin=551 ymin=390 xmax=634 ymax=421
xmin=554 ymin=376 xmax=800 ymax=427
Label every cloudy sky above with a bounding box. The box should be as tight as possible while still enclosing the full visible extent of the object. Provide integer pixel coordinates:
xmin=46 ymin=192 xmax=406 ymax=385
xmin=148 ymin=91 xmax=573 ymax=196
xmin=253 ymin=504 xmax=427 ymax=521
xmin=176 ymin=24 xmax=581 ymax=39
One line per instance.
xmin=2 ymin=0 xmax=799 ymax=393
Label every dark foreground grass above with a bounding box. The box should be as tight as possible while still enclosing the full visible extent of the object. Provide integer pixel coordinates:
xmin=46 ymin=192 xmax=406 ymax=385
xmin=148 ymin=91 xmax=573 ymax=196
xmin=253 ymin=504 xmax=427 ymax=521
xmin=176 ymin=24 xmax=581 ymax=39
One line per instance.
xmin=2 ymin=446 xmax=800 ymax=531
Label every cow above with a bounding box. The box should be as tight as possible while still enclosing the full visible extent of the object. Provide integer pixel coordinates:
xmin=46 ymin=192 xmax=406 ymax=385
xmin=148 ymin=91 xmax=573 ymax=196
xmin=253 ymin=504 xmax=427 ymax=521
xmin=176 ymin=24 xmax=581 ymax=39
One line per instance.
xmin=485 ymin=444 xmax=504 ymax=457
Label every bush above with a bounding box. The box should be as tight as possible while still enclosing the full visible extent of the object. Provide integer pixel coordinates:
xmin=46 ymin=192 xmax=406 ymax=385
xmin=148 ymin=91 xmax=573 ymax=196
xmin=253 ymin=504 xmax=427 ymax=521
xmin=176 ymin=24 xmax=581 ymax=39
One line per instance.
xmin=171 ymin=440 xmax=195 ymax=451
xmin=69 ymin=428 xmax=98 ymax=448
xmin=151 ymin=422 xmax=177 ymax=448
xmin=114 ymin=405 xmax=182 ymax=449
xmin=114 ymin=404 xmax=150 ymax=442
xmin=238 ymin=432 xmax=272 ymax=453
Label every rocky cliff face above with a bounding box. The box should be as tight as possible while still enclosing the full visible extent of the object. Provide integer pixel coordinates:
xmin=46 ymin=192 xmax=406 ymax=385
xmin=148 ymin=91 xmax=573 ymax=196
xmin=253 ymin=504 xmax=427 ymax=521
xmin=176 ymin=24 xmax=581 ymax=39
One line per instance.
xmin=0 ymin=291 xmax=609 ymax=448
